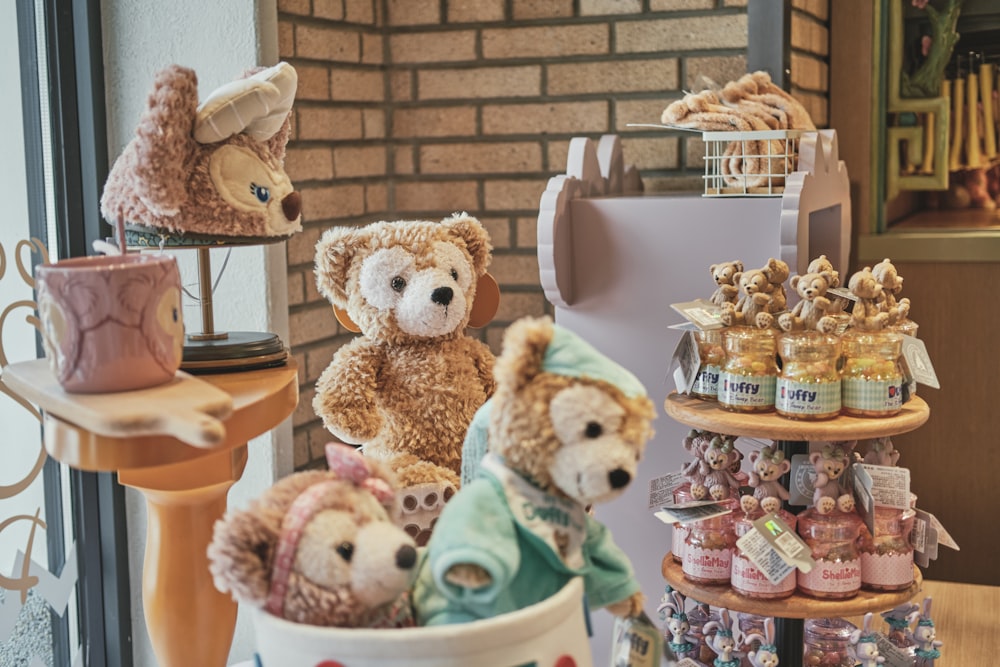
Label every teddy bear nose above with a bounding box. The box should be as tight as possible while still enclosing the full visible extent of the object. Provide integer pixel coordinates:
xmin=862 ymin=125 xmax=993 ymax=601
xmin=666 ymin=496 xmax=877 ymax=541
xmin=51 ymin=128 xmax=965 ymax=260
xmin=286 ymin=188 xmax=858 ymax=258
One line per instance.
xmin=281 ymin=191 xmax=302 ymax=221
xmin=395 ymin=544 xmax=417 ymax=570
xmin=431 ymin=286 xmax=453 ymax=306
xmin=608 ymin=468 xmax=631 ymax=489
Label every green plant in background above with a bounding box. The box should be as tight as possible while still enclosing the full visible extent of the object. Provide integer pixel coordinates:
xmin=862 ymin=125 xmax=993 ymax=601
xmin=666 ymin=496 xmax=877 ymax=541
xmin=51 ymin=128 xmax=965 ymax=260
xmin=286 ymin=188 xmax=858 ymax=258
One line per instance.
xmin=902 ymin=0 xmax=964 ymax=98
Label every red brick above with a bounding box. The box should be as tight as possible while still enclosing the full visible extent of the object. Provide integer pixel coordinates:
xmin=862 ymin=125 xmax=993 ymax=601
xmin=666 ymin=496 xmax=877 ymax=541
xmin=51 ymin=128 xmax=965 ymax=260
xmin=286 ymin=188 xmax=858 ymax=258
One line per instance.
xmin=448 ymin=0 xmax=505 ymax=23
xmin=296 ymin=65 xmax=331 ymax=101
xmin=621 ymin=135 xmax=680 ymax=170
xmin=391 ymin=31 xmax=477 ymax=63
xmin=792 ymin=0 xmax=828 ymax=21
xmin=313 ymin=0 xmax=345 ymax=20
xmin=651 ymin=0 xmax=715 ymax=9
xmin=394 ymin=180 xmax=479 ymax=212
xmin=287 ymin=224 xmax=323 ymax=266
xmin=489 ymin=253 xmax=541 ymax=286
xmin=419 ymin=142 xmax=542 ymax=174
xmin=390 ymin=71 xmax=413 ymax=101
xmin=285 ymin=147 xmax=335 ymax=182
xmin=393 ymin=106 xmax=477 ymax=138
xmin=484 ymin=179 xmax=545 ymax=210
xmin=278 ymin=0 xmax=310 ymax=16
xmin=494 ymin=291 xmax=547 ymax=321
xmin=297 ymin=106 xmax=363 ymax=140
xmin=614 ymin=98 xmax=673 ymax=130
xmin=482 ymin=217 xmax=512 ymax=249
xmin=293 ymin=428 xmax=311 ymax=469
xmin=366 ymin=183 xmax=389 ymax=212
xmin=362 ymin=33 xmax=384 ymax=65
xmin=515 ymin=216 xmax=537 ymax=248
xmin=294 ymin=387 xmax=317 ymax=427
xmin=394 ymin=146 xmax=415 ymax=175
xmin=331 ymin=69 xmax=385 ymax=102
xmin=616 ymin=16 xmax=748 ymax=53
xmin=482 ymin=24 xmax=608 ymax=59
xmin=581 ymin=0 xmax=641 ymax=15
xmin=288 ymin=269 xmax=306 ymax=306
xmin=289 ymin=303 xmax=340 ymax=346
xmin=512 ymin=0 xmax=573 ymax=20
xmin=387 ymin=0 xmax=440 ymax=25
xmin=345 ymin=0 xmax=376 ymax=23
xmin=685 ymin=55 xmax=749 ymax=90
xmin=418 ymin=66 xmax=541 ymax=101
xmin=482 ymin=101 xmax=608 ymax=135
xmin=333 ymin=145 xmax=387 ymax=178
xmin=296 ymin=24 xmax=361 ymax=63
xmin=278 ymin=21 xmax=295 ymax=59
xmin=791 ymin=13 xmax=828 ymax=56
xmin=547 ymin=59 xmax=679 ymax=95
xmin=300 ymin=183 xmax=366 ymax=223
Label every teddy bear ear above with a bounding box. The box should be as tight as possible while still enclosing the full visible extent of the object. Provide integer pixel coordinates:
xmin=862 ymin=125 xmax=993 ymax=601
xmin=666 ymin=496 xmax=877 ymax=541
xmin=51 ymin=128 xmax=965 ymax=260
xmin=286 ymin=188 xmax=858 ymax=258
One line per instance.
xmin=207 ymin=510 xmax=278 ymax=606
xmin=494 ymin=315 xmax=554 ymax=392
xmin=103 ymin=65 xmax=200 ymax=219
xmin=315 ymin=225 xmax=370 ymax=308
xmin=441 ymin=213 xmax=492 ymax=276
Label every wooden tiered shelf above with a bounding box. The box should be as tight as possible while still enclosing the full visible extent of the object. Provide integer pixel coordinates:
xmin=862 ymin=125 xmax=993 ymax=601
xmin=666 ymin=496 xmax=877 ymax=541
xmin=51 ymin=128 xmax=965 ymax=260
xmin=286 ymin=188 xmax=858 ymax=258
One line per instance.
xmin=661 ymin=391 xmax=931 ymax=657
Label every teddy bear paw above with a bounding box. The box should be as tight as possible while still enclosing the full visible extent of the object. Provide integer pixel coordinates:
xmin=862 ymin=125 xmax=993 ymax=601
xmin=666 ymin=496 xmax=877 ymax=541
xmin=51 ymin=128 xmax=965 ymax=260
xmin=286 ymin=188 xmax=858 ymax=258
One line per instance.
xmin=690 ymin=484 xmax=708 ymax=500
xmin=399 ymin=482 xmax=457 ymax=546
xmin=760 ymin=496 xmax=782 ymax=515
xmin=740 ymin=495 xmax=760 ymax=514
xmin=754 ymin=312 xmax=774 ymax=329
xmin=777 ymin=312 xmax=796 ymax=332
xmin=709 ymin=485 xmax=729 ymax=501
xmin=836 ymin=494 xmax=855 ymax=514
xmin=816 ymin=316 xmax=838 ymax=334
xmin=815 ymin=497 xmax=836 ymax=514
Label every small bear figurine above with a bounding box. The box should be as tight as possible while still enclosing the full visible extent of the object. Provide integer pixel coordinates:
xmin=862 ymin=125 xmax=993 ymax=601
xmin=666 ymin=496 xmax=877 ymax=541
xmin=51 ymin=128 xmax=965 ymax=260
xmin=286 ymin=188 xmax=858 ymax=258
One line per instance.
xmin=862 ymin=436 xmax=901 ymax=467
xmin=870 ymin=258 xmax=911 ymax=324
xmin=741 ymin=443 xmax=791 ymax=515
xmin=809 ymin=442 xmax=856 ymax=514
xmin=760 ymin=258 xmax=790 ymax=314
xmin=702 ymin=435 xmax=742 ymax=501
xmin=777 ymin=270 xmax=838 ymax=333
xmin=847 ymin=267 xmax=890 ymax=331
xmin=720 ymin=267 xmax=778 ymax=329
xmin=709 ymin=260 xmax=744 ymax=307
xmin=681 ymin=429 xmax=715 ymax=499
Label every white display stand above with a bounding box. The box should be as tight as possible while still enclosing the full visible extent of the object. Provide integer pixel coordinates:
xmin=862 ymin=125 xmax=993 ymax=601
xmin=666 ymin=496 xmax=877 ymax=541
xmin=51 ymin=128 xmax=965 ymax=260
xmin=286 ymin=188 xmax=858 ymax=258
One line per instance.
xmin=535 ymin=132 xmax=852 ymax=664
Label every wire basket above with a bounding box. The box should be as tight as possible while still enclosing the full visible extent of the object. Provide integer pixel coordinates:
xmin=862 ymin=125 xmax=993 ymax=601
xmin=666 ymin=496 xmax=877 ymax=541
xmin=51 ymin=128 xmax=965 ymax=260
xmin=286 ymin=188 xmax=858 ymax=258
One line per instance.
xmin=701 ymin=129 xmax=805 ymax=197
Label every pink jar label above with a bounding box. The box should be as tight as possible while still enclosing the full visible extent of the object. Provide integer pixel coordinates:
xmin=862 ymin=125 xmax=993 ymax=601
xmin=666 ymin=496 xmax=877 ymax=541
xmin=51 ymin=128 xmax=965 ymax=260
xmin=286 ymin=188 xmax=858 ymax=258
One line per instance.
xmin=718 ymin=372 xmax=775 ymax=408
xmin=731 ymin=554 xmax=796 ymax=594
xmin=798 ymin=558 xmax=861 ymax=593
xmin=683 ymin=544 xmax=732 ymax=580
xmin=861 ymin=551 xmax=914 ymax=587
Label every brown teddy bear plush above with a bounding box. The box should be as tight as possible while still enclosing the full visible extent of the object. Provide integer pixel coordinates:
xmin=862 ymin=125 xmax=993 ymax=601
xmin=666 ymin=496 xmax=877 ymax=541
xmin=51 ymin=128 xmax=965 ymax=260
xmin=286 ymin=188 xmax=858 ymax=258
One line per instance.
xmin=848 ymin=267 xmax=890 ymax=332
xmin=719 ymin=267 xmax=777 ymax=329
xmin=207 ymin=443 xmax=417 ymax=628
xmin=709 ymin=260 xmax=744 ymax=307
xmin=101 ymin=63 xmax=302 ymax=242
xmin=413 ymin=316 xmax=655 ymax=626
xmin=313 ymin=213 xmax=498 ymax=543
xmin=870 ymin=258 xmax=910 ymax=324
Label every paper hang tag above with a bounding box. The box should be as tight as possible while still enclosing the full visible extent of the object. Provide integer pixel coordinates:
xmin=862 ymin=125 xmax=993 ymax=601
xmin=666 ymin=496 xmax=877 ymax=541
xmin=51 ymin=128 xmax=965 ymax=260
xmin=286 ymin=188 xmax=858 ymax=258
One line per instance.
xmin=854 ymin=463 xmax=912 ymax=509
xmin=654 ymin=500 xmax=733 ymax=525
xmin=899 ymin=334 xmax=940 ymax=389
xmin=648 ymin=471 xmax=687 ymax=510
xmin=735 ymin=526 xmax=798 ymax=584
xmin=670 ymin=330 xmax=701 ymax=394
xmin=670 ymin=299 xmax=724 ymax=330
xmin=754 ymin=512 xmax=814 ymax=571
xmin=874 ymin=632 xmax=918 ymax=667
xmin=911 ymin=509 xmax=939 ymax=568
xmin=610 ymin=611 xmax=663 ymax=667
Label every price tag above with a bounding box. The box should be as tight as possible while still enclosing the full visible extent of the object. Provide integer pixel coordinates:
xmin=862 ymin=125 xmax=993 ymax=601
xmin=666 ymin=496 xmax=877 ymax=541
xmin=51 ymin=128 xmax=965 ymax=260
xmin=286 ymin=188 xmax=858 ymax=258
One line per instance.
xmin=734 ymin=528 xmax=798 ymax=584
xmin=670 ymin=330 xmax=700 ymax=395
xmin=874 ymin=632 xmax=918 ymax=667
xmin=648 ymin=471 xmax=687 ymax=510
xmin=654 ymin=501 xmax=732 ymax=525
xmin=670 ymin=299 xmax=724 ymax=330
xmin=741 ymin=512 xmax=815 ymax=575
xmin=899 ymin=334 xmax=940 ymax=389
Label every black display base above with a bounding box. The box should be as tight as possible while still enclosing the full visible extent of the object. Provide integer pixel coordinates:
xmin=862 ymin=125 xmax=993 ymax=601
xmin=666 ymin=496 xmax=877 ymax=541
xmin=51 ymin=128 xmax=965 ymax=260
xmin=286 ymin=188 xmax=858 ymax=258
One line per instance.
xmin=182 ymin=331 xmax=288 ymax=374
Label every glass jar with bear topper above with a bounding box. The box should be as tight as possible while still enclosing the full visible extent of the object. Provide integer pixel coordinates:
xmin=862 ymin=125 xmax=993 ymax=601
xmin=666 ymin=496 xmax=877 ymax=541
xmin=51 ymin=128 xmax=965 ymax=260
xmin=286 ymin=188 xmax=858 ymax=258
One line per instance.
xmin=775 ymin=332 xmax=841 ymax=420
xmin=796 ymin=509 xmax=863 ymax=599
xmin=858 ymin=506 xmax=915 ymax=591
xmin=682 ymin=500 xmax=737 ymax=585
xmin=690 ymin=328 xmax=725 ymax=401
xmin=840 ymin=331 xmax=904 ymax=417
xmin=730 ymin=509 xmax=797 ymax=600
xmin=718 ymin=327 xmax=777 ymax=413
xmin=669 ymin=483 xmax=696 ymax=564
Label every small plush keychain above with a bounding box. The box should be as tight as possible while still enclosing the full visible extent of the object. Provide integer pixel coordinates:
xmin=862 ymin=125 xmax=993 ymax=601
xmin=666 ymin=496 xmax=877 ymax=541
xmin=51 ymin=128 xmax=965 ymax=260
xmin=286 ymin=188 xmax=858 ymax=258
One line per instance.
xmin=741 ymin=616 xmax=781 ymax=667
xmin=656 ymin=587 xmax=699 ymax=661
xmin=703 ymin=608 xmax=741 ymax=667
xmin=909 ymin=597 xmax=944 ymax=667
xmin=849 ymin=613 xmax=886 ymax=667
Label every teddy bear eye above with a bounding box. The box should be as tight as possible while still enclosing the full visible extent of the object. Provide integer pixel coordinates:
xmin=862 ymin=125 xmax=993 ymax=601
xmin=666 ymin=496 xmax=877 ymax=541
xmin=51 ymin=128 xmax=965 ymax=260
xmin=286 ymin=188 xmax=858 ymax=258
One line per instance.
xmin=450 ymin=269 xmax=458 ymax=281
xmin=584 ymin=421 xmax=603 ymax=438
xmin=249 ymin=182 xmax=270 ymax=203
xmin=336 ymin=542 xmax=354 ymax=562
xmin=390 ymin=276 xmax=406 ymax=292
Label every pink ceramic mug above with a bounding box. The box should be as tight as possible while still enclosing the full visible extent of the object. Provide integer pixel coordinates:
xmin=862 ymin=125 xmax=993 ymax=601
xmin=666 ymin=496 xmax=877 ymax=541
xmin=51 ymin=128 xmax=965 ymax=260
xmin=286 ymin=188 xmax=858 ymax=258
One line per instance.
xmin=35 ymin=253 xmax=184 ymax=393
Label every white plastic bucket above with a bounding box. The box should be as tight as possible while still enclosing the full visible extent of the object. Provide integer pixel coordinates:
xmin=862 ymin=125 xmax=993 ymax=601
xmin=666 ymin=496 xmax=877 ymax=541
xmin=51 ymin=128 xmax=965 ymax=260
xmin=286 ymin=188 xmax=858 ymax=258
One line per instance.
xmin=252 ymin=577 xmax=593 ymax=667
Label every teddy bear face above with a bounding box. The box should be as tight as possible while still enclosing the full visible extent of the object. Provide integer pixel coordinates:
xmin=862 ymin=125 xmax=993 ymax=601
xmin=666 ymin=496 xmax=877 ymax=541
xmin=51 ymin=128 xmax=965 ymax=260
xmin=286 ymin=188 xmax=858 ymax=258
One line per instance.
xmin=752 ymin=456 xmax=784 ymax=481
xmin=791 ymin=271 xmax=831 ymax=301
xmin=358 ymin=239 xmax=475 ymax=338
xmin=848 ymin=268 xmax=883 ymax=300
xmin=807 ymin=254 xmax=840 ymax=288
xmin=316 ymin=215 xmax=492 ymax=345
xmin=870 ymin=258 xmax=903 ymax=294
xmin=738 ymin=269 xmax=771 ymax=296
xmin=544 ymin=382 xmax=649 ymax=505
xmin=711 ymin=261 xmax=742 ymax=286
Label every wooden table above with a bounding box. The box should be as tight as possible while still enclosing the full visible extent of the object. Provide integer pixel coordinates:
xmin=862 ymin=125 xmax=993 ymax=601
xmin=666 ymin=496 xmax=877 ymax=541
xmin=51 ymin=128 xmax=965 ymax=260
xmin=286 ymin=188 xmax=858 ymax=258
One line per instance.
xmin=1 ymin=359 xmax=298 ymax=667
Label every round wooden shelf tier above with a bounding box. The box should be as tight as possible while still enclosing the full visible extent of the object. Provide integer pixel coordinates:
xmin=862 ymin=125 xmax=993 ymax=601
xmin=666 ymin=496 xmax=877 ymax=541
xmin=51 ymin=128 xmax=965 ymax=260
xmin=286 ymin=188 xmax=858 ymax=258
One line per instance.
xmin=664 ymin=392 xmax=930 ymax=441
xmin=662 ymin=553 xmax=923 ymax=620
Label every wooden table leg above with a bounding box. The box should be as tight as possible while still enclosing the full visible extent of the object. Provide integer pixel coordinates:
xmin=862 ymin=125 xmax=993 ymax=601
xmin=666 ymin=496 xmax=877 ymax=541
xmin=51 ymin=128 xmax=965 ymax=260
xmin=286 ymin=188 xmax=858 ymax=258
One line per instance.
xmin=119 ymin=445 xmax=249 ymax=667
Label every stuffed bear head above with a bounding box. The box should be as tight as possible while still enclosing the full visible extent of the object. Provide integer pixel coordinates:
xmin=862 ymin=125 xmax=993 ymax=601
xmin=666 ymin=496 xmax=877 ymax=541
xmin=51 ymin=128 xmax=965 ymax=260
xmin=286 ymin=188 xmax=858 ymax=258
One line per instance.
xmin=807 ymin=254 xmax=841 ymax=288
xmin=848 ymin=267 xmax=883 ymax=301
xmin=315 ymin=213 xmax=497 ymax=346
xmin=870 ymin=258 xmax=904 ymax=296
xmin=790 ymin=270 xmax=833 ymax=302
xmin=101 ymin=63 xmax=302 ymax=240
xmin=735 ymin=268 xmax=772 ymax=299
xmin=207 ymin=444 xmax=418 ymax=628
xmin=486 ymin=316 xmax=655 ymax=506
xmin=761 ymin=257 xmax=790 ymax=287
xmin=708 ymin=260 xmax=744 ymax=306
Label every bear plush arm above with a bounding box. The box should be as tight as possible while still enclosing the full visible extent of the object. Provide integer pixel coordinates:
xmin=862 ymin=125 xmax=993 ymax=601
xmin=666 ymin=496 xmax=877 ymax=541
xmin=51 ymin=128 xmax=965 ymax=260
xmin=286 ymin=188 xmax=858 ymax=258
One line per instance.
xmin=313 ymin=337 xmax=385 ymax=443
xmin=461 ymin=336 xmax=498 ymax=398
xmin=413 ymin=478 xmax=520 ymax=625
xmin=581 ymin=517 xmax=641 ymax=611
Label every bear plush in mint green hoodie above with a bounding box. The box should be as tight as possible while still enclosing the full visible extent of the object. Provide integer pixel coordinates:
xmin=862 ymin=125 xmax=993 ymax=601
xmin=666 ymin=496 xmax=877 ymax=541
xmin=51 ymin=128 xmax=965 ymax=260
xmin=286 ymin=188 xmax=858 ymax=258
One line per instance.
xmin=413 ymin=316 xmax=655 ymax=625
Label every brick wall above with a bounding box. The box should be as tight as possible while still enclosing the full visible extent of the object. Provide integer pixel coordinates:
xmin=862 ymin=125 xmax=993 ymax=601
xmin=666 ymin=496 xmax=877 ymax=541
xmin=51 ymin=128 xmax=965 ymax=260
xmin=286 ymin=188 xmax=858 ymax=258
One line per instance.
xmin=790 ymin=0 xmax=830 ymax=127
xmin=279 ymin=0 xmax=828 ymax=469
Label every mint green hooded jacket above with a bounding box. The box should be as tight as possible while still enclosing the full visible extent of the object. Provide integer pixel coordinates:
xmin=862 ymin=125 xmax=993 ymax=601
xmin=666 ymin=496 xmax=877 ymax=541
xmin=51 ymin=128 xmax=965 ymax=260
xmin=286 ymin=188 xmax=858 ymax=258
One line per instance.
xmin=412 ymin=457 xmax=640 ymax=626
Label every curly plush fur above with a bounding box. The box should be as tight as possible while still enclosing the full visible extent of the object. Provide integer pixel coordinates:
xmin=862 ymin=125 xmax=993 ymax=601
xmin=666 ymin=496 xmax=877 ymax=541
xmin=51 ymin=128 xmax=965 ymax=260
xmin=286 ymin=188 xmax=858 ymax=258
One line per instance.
xmin=101 ymin=64 xmax=301 ymax=239
xmin=312 ymin=214 xmax=496 ymax=508
xmin=207 ymin=461 xmax=416 ymax=628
